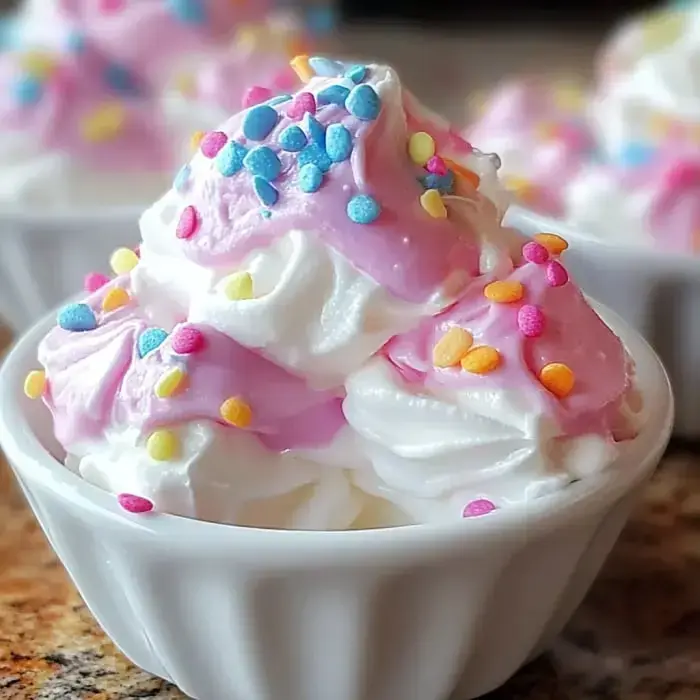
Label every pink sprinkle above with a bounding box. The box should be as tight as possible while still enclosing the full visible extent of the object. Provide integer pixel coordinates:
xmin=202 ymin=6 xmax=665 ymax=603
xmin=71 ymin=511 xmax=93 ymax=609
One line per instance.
xmin=84 ymin=272 xmax=110 ymax=293
xmin=664 ymin=161 xmax=700 ymax=191
xmin=517 ymin=304 xmax=545 ymax=338
xmin=426 ymin=156 xmax=448 ymax=176
xmin=242 ymin=85 xmax=273 ymax=109
xmin=99 ymin=0 xmax=124 ymax=12
xmin=171 ymin=325 xmax=205 ymax=354
xmin=522 ymin=241 xmax=550 ymax=264
xmin=200 ymin=131 xmax=228 ymax=158
xmin=546 ymin=260 xmax=569 ymax=287
xmin=176 ymin=205 xmax=199 ymax=240
xmin=118 ymin=493 xmax=154 ymax=514
xmin=286 ymin=92 xmax=316 ymax=121
xmin=462 ymin=499 xmax=496 ymax=518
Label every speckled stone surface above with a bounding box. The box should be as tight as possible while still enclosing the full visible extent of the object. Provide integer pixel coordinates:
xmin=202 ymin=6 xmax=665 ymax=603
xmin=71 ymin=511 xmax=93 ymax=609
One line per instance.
xmin=1 ymin=448 xmax=700 ymax=699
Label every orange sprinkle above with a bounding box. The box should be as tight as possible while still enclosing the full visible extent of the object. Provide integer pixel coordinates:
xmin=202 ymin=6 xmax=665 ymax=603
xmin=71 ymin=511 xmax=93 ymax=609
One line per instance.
xmin=484 ymin=280 xmax=524 ymax=304
xmin=444 ymin=158 xmax=481 ymax=188
xmin=461 ymin=346 xmax=501 ymax=375
xmin=290 ymin=54 xmax=314 ymax=83
xmin=534 ymin=233 xmax=569 ymax=255
xmin=220 ymin=397 xmax=253 ymax=428
xmin=539 ymin=363 xmax=575 ymax=398
xmin=432 ymin=327 xmax=473 ymax=368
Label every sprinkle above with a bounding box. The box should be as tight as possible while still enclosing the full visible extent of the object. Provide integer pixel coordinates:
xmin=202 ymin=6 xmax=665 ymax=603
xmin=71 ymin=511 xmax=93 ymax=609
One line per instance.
xmin=308 ymin=56 xmax=343 ymax=77
xmin=419 ymin=172 xmax=454 ymax=195
xmin=104 ymin=63 xmax=140 ymax=95
xmin=618 ymin=142 xmax=654 ymax=168
xmin=154 ymin=367 xmax=187 ymax=399
xmin=290 ymin=55 xmax=314 ymax=82
xmin=345 ymin=64 xmax=367 ymax=84
xmin=517 ymin=305 xmax=545 ymax=338
xmin=190 ymin=130 xmax=205 ymax=152
xmin=298 ymin=144 xmax=332 ymax=173
xmin=305 ymin=113 xmax=326 ymax=147
xmin=18 ymin=50 xmax=56 ymax=80
xmin=216 ymin=141 xmax=247 ymax=177
xmin=176 ymin=205 xmax=199 ymax=239
xmin=58 ymin=303 xmax=97 ymax=332
xmin=243 ymin=104 xmax=278 ymax=141
xmin=253 ymin=176 xmax=279 ymax=206
xmin=200 ymin=130 xmax=228 ymax=158
xmin=117 ymin=494 xmax=154 ymax=513
xmin=426 ymin=156 xmax=448 ymax=176
xmin=445 ymin=159 xmax=481 ymax=188
xmin=173 ymin=164 xmax=191 ymax=192
xmin=522 ymin=241 xmax=550 ymax=264
xmin=222 ymin=271 xmax=254 ymax=300
xmin=286 ymin=91 xmax=316 ymax=121
xmin=534 ymin=233 xmax=569 ymax=255
xmin=220 ymin=397 xmax=253 ymax=428
xmin=325 ymin=124 xmax=353 ymax=162
xmin=462 ymin=499 xmax=496 ymax=518
xmin=137 ymin=328 xmax=168 ymax=358
xmin=347 ymin=194 xmax=380 ymax=224
xmin=484 ymin=280 xmax=524 ymax=303
xmin=84 ymin=272 xmax=110 ymax=293
xmin=279 ymin=125 xmax=307 ymax=152
xmin=420 ymin=189 xmax=447 ymax=219
xmin=299 ymin=163 xmax=324 ymax=193
xmin=242 ymin=85 xmax=273 ymax=109
xmin=13 ymin=76 xmax=43 ymax=105
xmin=539 ymin=363 xmax=575 ymax=398
xmin=23 ymin=370 xmax=46 ymax=399
xmin=318 ymin=84 xmax=350 ymax=106
xmin=432 ymin=327 xmax=473 ymax=368
xmin=101 ymin=287 xmax=130 ymax=312
xmin=461 ymin=346 xmax=501 ymax=374
xmin=171 ymin=325 xmax=205 ymax=354
xmin=166 ymin=0 xmax=205 ymax=24
xmin=110 ymin=247 xmax=139 ymax=275
xmin=81 ymin=102 xmax=125 ymax=143
xmin=243 ymin=146 xmax=282 ymax=180
xmin=146 ymin=429 xmax=180 ymax=461
xmin=261 ymin=209 xmax=272 ymax=219
xmin=546 ymin=261 xmax=569 ymax=287
xmin=408 ymin=132 xmax=436 ymax=166
xmin=345 ymin=84 xmax=381 ymax=121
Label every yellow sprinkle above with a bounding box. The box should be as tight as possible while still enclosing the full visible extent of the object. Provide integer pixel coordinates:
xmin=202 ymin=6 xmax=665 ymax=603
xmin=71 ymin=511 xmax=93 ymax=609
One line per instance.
xmin=484 ymin=280 xmax=524 ymax=304
xmin=533 ymin=233 xmax=569 ymax=255
xmin=23 ymin=370 xmax=46 ymax=399
xmin=101 ymin=287 xmax=130 ymax=312
xmin=432 ymin=327 xmax=473 ymax=368
xmin=190 ymin=130 xmax=205 ymax=152
xmin=539 ymin=362 xmax=575 ymax=399
xmin=174 ymin=72 xmax=196 ymax=96
xmin=642 ymin=10 xmax=684 ymax=53
xmin=19 ymin=50 xmax=57 ymax=80
xmin=420 ymin=189 xmax=447 ymax=219
xmin=461 ymin=346 xmax=501 ymax=375
xmin=290 ymin=54 xmax=314 ymax=83
xmin=81 ymin=102 xmax=126 ymax=143
xmin=649 ymin=112 xmax=672 ymax=139
xmin=408 ymin=132 xmax=436 ymax=166
xmin=220 ymin=397 xmax=253 ymax=428
xmin=110 ymin=247 xmax=139 ymax=276
xmin=146 ymin=429 xmax=180 ymax=461
xmin=222 ymin=271 xmax=254 ymax=301
xmin=553 ymin=84 xmax=584 ymax=112
xmin=236 ymin=23 xmax=265 ymax=51
xmin=154 ymin=367 xmax=187 ymax=399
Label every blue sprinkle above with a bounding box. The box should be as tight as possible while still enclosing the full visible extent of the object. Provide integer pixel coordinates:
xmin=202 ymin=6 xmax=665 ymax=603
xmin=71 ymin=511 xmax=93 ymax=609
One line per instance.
xmin=298 ymin=144 xmax=332 ymax=173
xmin=317 ymin=84 xmax=350 ymax=107
xmin=243 ymin=146 xmax=282 ymax=181
xmin=243 ymin=104 xmax=278 ymax=142
xmin=254 ymin=177 xmax=279 ymax=206
xmin=345 ymin=84 xmax=381 ymax=121
xmin=166 ymin=0 xmax=206 ymax=24
xmin=104 ymin=63 xmax=140 ymax=96
xmin=57 ymin=303 xmax=97 ymax=332
xmin=344 ymin=65 xmax=367 ymax=84
xmin=173 ymin=164 xmax=191 ymax=192
xmin=278 ymin=125 xmax=307 ymax=152
xmin=66 ymin=30 xmax=86 ymax=53
xmin=308 ymin=56 xmax=343 ymax=77
xmin=261 ymin=209 xmax=272 ymax=219
xmin=299 ymin=163 xmax=324 ymax=193
xmin=305 ymin=113 xmax=326 ymax=148
xmin=325 ymin=124 xmax=353 ymax=163
xmin=216 ymin=141 xmax=248 ymax=177
xmin=138 ymin=328 xmax=168 ymax=358
xmin=618 ymin=142 xmax=655 ymax=168
xmin=267 ymin=94 xmax=292 ymax=106
xmin=347 ymin=195 xmax=381 ymax=224
xmin=13 ymin=76 xmax=42 ymax=105
xmin=419 ymin=171 xmax=455 ymax=195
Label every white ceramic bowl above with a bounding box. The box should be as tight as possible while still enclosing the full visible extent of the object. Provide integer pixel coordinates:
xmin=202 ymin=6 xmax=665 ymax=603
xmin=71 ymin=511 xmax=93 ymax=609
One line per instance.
xmin=0 ymin=208 xmax=141 ymax=334
xmin=0 ymin=305 xmax=673 ymax=700
xmin=506 ymin=205 xmax=700 ymax=437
